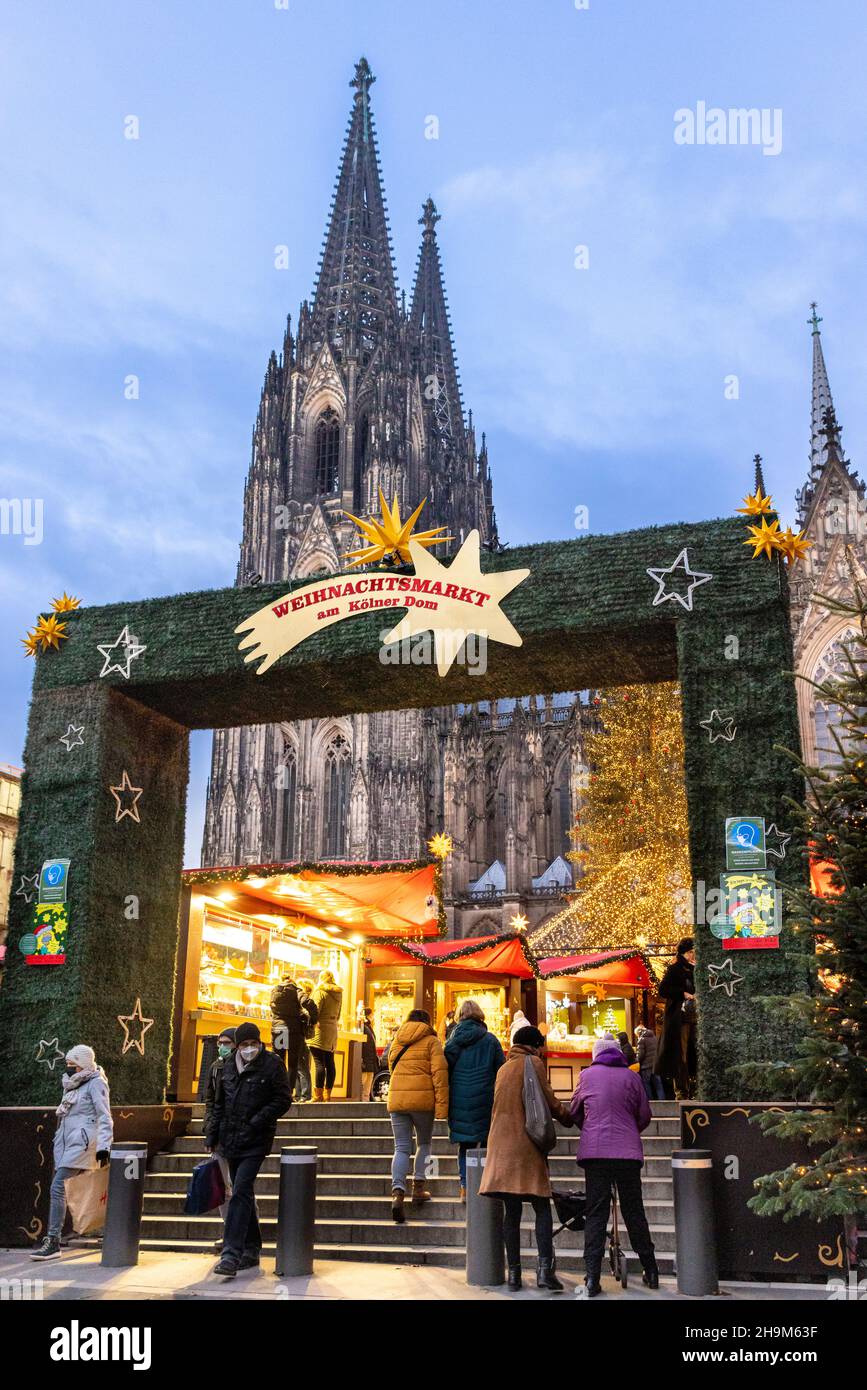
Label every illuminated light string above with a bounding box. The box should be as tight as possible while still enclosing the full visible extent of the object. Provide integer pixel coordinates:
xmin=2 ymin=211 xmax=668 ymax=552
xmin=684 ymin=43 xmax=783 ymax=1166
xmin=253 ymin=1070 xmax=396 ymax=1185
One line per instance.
xmin=530 ymin=683 xmax=691 ymax=962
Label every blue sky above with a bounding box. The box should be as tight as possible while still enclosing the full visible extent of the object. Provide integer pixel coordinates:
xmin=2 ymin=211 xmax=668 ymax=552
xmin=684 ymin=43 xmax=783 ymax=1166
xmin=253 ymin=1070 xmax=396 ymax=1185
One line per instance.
xmin=2 ymin=0 xmax=866 ymax=863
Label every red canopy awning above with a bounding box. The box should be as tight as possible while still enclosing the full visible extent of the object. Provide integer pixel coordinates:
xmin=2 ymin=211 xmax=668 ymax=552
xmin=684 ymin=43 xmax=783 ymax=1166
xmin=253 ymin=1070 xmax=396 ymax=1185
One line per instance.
xmin=535 ymin=949 xmax=651 ymax=989
xmin=366 ymin=932 xmax=536 ymax=979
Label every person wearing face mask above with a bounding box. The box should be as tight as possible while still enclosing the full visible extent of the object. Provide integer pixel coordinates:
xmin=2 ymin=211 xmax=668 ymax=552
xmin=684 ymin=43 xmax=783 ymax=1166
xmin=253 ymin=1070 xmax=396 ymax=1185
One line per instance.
xmin=204 ymin=1027 xmax=237 ymax=1252
xmin=206 ymin=1021 xmax=292 ymax=1277
xmin=30 ymin=1044 xmax=113 ymax=1261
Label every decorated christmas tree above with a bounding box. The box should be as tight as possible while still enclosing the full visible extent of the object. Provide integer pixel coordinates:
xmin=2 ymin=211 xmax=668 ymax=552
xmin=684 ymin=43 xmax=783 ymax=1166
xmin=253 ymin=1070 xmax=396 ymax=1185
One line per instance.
xmin=738 ymin=576 xmax=867 ymax=1221
xmin=532 ymin=682 xmax=691 ymax=956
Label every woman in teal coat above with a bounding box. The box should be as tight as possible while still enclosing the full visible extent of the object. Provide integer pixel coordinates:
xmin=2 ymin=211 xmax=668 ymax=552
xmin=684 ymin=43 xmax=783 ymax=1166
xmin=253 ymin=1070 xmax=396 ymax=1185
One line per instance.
xmin=444 ymin=999 xmax=506 ymax=1202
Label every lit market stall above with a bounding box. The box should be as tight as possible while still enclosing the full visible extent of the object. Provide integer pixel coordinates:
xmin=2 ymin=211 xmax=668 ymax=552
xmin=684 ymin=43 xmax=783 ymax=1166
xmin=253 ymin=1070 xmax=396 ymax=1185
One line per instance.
xmin=173 ymin=858 xmax=442 ymax=1100
xmin=534 ymin=948 xmax=653 ymax=1097
xmin=363 ymin=931 xmax=534 ymax=1052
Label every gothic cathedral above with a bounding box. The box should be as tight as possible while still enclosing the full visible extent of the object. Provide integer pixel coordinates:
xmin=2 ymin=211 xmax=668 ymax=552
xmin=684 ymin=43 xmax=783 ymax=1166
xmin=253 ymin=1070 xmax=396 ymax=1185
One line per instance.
xmin=201 ymin=59 xmax=587 ymax=931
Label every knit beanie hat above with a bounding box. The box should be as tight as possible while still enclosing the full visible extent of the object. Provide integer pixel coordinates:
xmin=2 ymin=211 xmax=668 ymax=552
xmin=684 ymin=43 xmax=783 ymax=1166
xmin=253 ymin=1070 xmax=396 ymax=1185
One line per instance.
xmin=235 ymin=1022 xmax=261 ymax=1045
xmin=218 ymin=1027 xmax=237 ymax=1044
xmin=592 ymin=1034 xmax=619 ymax=1059
xmin=66 ymin=1044 xmax=96 ymax=1069
xmin=513 ymin=1025 xmax=545 ymax=1050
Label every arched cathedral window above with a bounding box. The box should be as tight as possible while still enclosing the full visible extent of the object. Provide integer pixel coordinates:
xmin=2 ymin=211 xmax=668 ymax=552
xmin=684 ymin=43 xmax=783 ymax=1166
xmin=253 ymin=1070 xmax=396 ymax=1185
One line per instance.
xmin=278 ymin=747 xmax=297 ymax=860
xmin=354 ymin=413 xmax=369 ymax=510
xmin=315 ymin=408 xmax=341 ymax=495
xmin=813 ymin=629 xmax=858 ymax=768
xmin=323 ymin=734 xmax=351 ymax=857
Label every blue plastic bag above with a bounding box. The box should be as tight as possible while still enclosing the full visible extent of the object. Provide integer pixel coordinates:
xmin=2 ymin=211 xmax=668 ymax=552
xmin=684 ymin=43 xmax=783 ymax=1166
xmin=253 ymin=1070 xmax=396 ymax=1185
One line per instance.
xmin=183 ymin=1156 xmax=226 ymax=1215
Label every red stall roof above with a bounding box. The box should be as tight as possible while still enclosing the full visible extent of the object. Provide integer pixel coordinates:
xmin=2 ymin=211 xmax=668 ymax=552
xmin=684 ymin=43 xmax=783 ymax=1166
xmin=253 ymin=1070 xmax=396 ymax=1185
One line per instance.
xmin=365 ymin=935 xmax=651 ymax=986
xmin=535 ymin=948 xmax=652 ymax=989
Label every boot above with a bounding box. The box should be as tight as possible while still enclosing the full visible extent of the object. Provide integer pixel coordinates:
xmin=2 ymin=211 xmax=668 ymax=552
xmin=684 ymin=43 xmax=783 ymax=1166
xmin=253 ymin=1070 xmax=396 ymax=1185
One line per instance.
xmin=391 ymin=1188 xmax=406 ymax=1224
xmin=642 ymin=1257 xmax=660 ymax=1290
xmin=312 ymin=1087 xmax=324 ymax=1102
xmin=536 ymin=1258 xmax=564 ymax=1292
xmin=411 ymin=1177 xmax=432 ymax=1203
xmin=323 ymin=1088 xmax=332 ymax=1102
xmin=507 ymin=1263 xmax=522 ymax=1291
xmin=584 ymin=1274 xmax=603 ymax=1298
xmin=29 ymin=1236 xmax=62 ymax=1261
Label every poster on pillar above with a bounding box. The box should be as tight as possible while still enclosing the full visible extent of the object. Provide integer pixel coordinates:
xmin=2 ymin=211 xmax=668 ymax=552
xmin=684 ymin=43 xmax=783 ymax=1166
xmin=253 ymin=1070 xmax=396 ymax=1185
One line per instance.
xmin=714 ymin=870 xmax=781 ymax=950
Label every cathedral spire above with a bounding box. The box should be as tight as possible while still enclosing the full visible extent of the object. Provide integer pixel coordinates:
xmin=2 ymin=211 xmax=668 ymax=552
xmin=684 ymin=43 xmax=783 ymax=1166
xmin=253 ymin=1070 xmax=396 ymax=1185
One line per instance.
xmin=808 ymin=302 xmax=836 ymax=480
xmin=311 ymin=57 xmax=398 ymax=356
xmin=410 ymin=196 xmax=465 ymax=450
xmin=753 ymin=453 xmax=766 ymax=496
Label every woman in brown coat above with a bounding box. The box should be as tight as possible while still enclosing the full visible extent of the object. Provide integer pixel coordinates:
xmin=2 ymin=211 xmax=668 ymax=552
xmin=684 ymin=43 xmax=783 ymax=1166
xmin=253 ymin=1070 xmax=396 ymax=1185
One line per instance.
xmin=479 ymin=1025 xmax=573 ymax=1292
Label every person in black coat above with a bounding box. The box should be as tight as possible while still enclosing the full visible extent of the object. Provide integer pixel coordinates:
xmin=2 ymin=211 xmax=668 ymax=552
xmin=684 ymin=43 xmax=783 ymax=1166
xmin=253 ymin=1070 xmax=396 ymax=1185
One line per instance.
xmin=204 ymin=1026 xmax=237 ymax=1249
xmin=206 ymin=1022 xmax=292 ymax=1276
xmin=654 ymin=937 xmax=697 ymax=1099
xmin=361 ymin=1008 xmax=379 ymax=1101
xmin=270 ymin=974 xmax=317 ymax=1099
xmin=618 ymin=1031 xmax=637 ymax=1066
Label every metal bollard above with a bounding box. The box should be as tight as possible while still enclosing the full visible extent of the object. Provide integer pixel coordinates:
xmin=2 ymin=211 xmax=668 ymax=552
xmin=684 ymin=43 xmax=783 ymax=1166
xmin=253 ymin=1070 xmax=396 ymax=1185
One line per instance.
xmin=465 ymin=1146 xmax=505 ymax=1286
xmin=101 ymin=1141 xmax=148 ymax=1267
xmin=671 ymin=1149 xmax=719 ymax=1296
xmin=275 ymin=1145 xmax=317 ymax=1277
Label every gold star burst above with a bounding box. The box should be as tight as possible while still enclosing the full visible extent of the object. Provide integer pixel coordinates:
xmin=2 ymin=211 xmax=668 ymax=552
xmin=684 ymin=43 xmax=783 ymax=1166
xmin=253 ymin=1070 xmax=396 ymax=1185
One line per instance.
xmin=51 ymin=592 xmax=81 ymax=612
xmin=777 ymin=526 xmax=812 ymax=564
xmin=736 ymin=487 xmax=774 ymax=516
xmin=744 ymin=516 xmax=783 ymax=560
xmin=342 ymin=491 xmax=452 ymax=567
xmin=427 ymin=833 xmax=454 ymax=860
xmin=21 ymin=629 xmax=41 ymax=657
xmin=34 ymin=614 xmax=69 ymax=650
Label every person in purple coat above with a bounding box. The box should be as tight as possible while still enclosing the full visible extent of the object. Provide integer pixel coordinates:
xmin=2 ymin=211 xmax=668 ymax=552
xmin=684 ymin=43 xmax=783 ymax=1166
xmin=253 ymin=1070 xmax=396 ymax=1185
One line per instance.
xmin=570 ymin=1035 xmax=658 ymax=1297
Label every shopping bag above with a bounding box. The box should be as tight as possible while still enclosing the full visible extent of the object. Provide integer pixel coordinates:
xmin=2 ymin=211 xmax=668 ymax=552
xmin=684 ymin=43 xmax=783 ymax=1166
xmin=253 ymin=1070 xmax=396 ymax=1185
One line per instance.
xmin=65 ymin=1166 xmax=109 ymax=1234
xmin=183 ymin=1156 xmax=226 ymax=1215
xmin=523 ymin=1055 xmax=557 ymax=1155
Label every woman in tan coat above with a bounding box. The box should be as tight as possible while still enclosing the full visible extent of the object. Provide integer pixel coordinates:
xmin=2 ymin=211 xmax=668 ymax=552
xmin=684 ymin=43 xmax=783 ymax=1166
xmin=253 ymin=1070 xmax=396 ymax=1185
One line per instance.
xmin=479 ymin=1025 xmax=573 ymax=1292
xmin=387 ymin=1009 xmax=449 ymax=1223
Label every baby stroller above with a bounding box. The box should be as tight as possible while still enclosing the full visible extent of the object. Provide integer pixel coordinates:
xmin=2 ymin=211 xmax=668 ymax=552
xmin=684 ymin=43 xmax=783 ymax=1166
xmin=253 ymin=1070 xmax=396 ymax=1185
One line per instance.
xmin=370 ymin=1066 xmax=391 ymax=1101
xmin=553 ymin=1185 xmax=629 ymax=1288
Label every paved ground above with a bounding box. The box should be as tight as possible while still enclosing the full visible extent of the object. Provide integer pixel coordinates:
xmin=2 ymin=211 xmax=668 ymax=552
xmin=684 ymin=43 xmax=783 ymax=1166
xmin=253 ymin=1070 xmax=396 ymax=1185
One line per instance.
xmin=0 ymin=1247 xmax=834 ymax=1300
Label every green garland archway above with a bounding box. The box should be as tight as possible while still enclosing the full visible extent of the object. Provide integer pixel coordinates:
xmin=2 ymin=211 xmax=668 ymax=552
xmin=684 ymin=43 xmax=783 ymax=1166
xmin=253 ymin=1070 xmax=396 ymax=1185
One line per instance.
xmin=0 ymin=518 xmax=806 ymax=1104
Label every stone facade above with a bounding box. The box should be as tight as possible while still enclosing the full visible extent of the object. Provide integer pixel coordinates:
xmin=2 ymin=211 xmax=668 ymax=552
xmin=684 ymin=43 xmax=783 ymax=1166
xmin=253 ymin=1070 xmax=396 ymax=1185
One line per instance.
xmin=201 ymin=60 xmax=588 ymax=936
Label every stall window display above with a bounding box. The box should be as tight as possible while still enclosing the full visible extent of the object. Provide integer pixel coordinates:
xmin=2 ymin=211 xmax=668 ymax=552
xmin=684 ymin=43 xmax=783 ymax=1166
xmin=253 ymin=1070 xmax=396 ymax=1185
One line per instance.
xmin=543 ymin=986 xmax=630 ymax=1050
xmin=368 ymin=979 xmax=415 ymax=1048
xmin=197 ymin=908 xmax=355 ymax=1030
xmin=439 ymin=984 xmax=508 ymax=1049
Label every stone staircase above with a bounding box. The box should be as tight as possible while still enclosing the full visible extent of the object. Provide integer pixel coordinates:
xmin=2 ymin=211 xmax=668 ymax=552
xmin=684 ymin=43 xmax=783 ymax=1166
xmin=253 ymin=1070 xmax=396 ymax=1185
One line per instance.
xmin=138 ymin=1100 xmax=680 ymax=1273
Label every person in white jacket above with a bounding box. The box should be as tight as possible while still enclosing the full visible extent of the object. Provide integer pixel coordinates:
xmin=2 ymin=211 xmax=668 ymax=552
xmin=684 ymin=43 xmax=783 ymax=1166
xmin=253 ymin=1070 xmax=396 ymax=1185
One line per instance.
xmin=509 ymin=1010 xmax=530 ymax=1044
xmin=30 ymin=1044 xmax=113 ymax=1261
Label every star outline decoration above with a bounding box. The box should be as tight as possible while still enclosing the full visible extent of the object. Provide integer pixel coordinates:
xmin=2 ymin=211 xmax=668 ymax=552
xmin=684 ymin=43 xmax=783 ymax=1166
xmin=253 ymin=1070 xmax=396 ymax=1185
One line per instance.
xmin=59 ymin=723 xmax=85 ymax=753
xmin=708 ymin=957 xmax=744 ymax=997
xmin=646 ymin=548 xmax=713 ymax=612
xmin=765 ymin=823 xmax=791 ymax=860
xmin=117 ymin=998 xmax=154 ymax=1057
xmin=97 ymin=625 xmax=147 ymax=679
xmin=15 ymin=873 xmax=40 ymax=904
xmin=382 ymin=529 xmax=530 ymax=677
xmin=109 ymin=770 xmax=143 ymax=824
xmin=699 ymin=709 xmax=737 ymax=743
xmin=35 ymin=1038 xmax=66 ymax=1071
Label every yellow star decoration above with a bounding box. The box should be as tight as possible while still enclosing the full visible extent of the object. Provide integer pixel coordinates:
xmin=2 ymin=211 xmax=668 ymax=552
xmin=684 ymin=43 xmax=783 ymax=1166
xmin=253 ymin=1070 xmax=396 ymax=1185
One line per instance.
xmin=21 ymin=629 xmax=41 ymax=657
xmin=744 ymin=515 xmax=783 ymax=560
xmin=117 ymin=998 xmax=154 ymax=1057
xmin=777 ymin=526 xmax=813 ymax=564
xmin=736 ymin=487 xmax=774 ymax=516
xmin=34 ymin=614 xmax=69 ymax=650
xmin=510 ymin=912 xmax=529 ymax=933
xmin=51 ymin=592 xmax=81 ymax=613
xmin=109 ymin=770 xmax=143 ymax=824
xmin=427 ymin=833 xmax=454 ymax=859
xmin=383 ymin=530 xmax=530 ymax=677
xmin=342 ymin=491 xmax=452 ymax=567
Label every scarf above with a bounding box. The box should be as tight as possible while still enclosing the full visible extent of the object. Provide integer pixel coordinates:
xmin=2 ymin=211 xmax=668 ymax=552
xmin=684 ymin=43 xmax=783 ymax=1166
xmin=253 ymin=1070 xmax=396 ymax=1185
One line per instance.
xmin=56 ymin=1065 xmax=100 ymax=1118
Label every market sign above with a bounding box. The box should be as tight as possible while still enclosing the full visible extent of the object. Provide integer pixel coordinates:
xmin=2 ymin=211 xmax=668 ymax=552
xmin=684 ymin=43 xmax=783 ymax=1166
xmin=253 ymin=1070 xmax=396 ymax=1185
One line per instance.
xmin=724 ymin=816 xmax=766 ymax=870
xmin=713 ymin=870 xmax=780 ymax=950
xmin=19 ymin=858 xmax=71 ymax=965
xmin=236 ymin=530 xmax=530 ymax=678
